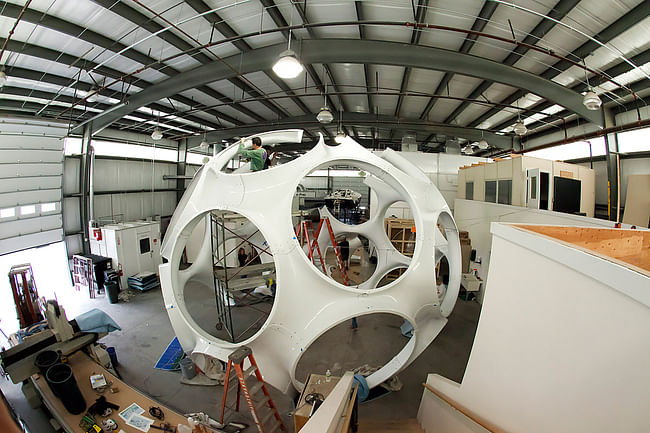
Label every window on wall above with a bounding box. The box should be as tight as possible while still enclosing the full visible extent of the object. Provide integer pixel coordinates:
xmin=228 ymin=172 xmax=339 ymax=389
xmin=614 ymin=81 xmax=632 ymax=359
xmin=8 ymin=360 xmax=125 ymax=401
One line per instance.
xmin=498 ymin=180 xmax=512 ymax=205
xmin=485 ymin=181 xmax=497 ymax=203
xmin=617 ymin=128 xmax=650 ymax=153
xmin=526 ymin=137 xmax=606 ymax=160
xmin=465 ymin=182 xmax=474 ymax=200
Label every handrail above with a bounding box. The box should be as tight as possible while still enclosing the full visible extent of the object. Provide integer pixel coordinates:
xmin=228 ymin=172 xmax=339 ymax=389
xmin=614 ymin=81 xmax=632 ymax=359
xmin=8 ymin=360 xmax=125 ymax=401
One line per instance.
xmin=421 ymin=382 xmax=508 ymax=433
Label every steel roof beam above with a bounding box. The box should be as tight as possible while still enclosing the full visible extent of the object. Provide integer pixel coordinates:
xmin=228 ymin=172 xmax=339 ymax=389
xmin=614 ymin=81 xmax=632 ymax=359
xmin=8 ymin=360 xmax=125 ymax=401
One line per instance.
xmin=189 ymin=112 xmax=514 ymax=149
xmin=466 ymin=0 xmax=649 ymax=128
xmin=354 ymin=1 xmax=373 ymax=114
xmin=0 ymin=1 xmax=264 ymax=124
xmin=393 ymin=0 xmax=429 ymax=118
xmin=524 ymin=77 xmax=650 ymax=137
xmin=443 ymin=0 xmax=580 ymax=125
xmin=3 ymin=63 xmax=226 ymax=131
xmin=89 ymin=0 xmax=287 ymax=120
xmin=182 ymin=0 xmax=312 ymax=117
xmin=0 ymin=86 xmax=204 ymax=133
xmin=491 ymin=47 xmax=650 ymax=131
xmin=74 ymin=38 xmax=603 ymax=134
xmin=419 ymin=1 xmax=498 ymax=122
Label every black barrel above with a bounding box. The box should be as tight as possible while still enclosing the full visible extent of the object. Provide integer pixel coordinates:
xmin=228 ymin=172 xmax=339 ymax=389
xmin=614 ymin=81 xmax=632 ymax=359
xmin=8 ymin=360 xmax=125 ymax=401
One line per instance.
xmin=34 ymin=350 xmax=60 ymax=376
xmin=105 ymin=280 xmax=119 ymax=304
xmin=45 ymin=363 xmax=86 ymax=414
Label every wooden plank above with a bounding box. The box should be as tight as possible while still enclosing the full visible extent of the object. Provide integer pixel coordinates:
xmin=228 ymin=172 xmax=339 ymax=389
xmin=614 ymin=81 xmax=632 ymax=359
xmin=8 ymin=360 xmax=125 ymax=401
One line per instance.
xmin=514 ymin=225 xmax=650 ymax=276
xmin=422 ymin=383 xmax=505 ymax=433
xmin=32 ymin=351 xmax=188 ymax=433
xmin=559 ymin=170 xmax=573 ymax=179
xmin=339 ymin=383 xmax=358 ymax=433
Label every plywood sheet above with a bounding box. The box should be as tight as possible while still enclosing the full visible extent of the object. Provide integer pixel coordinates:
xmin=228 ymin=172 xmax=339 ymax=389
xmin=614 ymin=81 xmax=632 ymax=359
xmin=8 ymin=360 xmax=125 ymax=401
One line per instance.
xmin=622 ymin=175 xmax=650 ymax=228
xmin=514 ymin=225 xmax=650 ymax=276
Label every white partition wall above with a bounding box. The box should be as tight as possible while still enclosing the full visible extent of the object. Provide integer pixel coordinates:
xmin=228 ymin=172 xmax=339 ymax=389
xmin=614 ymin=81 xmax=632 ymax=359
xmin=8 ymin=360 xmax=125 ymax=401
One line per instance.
xmin=453 ymin=199 xmax=628 ymax=303
xmin=418 ymin=223 xmax=650 ymax=433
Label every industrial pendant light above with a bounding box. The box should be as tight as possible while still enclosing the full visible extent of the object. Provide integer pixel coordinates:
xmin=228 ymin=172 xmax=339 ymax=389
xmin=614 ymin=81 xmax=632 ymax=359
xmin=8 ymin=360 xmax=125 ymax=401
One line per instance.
xmin=317 ymin=107 xmax=334 ymax=124
xmin=335 ymin=131 xmax=346 ymax=144
xmin=199 ymin=130 xmax=209 ymax=150
xmin=86 ymin=87 xmax=98 ymax=103
xmin=582 ymin=60 xmax=602 ymax=111
xmin=477 ymin=130 xmax=488 ymax=149
xmin=0 ymin=71 xmax=7 ymax=87
xmin=272 ymin=30 xmax=303 ymax=79
xmin=513 ymin=101 xmax=527 ymax=136
xmin=513 ymin=120 xmax=527 ymax=136
xmin=462 ymin=144 xmax=474 ymax=155
xmin=317 ymin=85 xmax=333 ymax=123
xmin=583 ymin=90 xmax=602 ymax=110
xmin=151 ymin=127 xmax=163 ymax=141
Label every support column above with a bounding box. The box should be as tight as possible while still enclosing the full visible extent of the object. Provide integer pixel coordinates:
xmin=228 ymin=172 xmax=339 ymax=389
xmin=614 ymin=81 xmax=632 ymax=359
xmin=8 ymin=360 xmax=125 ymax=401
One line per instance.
xmin=79 ymin=124 xmax=92 ymax=254
xmin=603 ymin=108 xmax=619 ymax=221
xmin=176 ymin=138 xmax=188 ymax=203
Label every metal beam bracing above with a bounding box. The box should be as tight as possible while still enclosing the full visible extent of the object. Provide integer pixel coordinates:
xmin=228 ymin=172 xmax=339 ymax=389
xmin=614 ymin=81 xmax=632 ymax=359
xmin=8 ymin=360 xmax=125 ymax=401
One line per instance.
xmin=74 ymin=38 xmax=603 ymax=134
xmin=89 ymin=0 xmax=288 ymax=119
xmin=443 ymin=0 xmax=580 ymax=125
xmin=191 ymin=112 xmax=514 ymax=149
xmin=0 ymin=1 xmax=264 ymax=124
xmin=466 ymin=0 xmax=650 ymax=128
xmin=393 ymin=0 xmax=429 ymax=118
xmin=0 ymin=85 xmax=206 ymax=133
xmin=1 ymin=66 xmax=221 ymax=132
xmin=283 ymin=0 xmax=351 ymax=137
xmin=354 ymin=0 xmax=373 ymax=114
xmin=0 ymin=38 xmax=242 ymax=128
xmin=419 ymin=0 xmax=498 ymax=122
xmin=490 ymin=47 xmax=650 ymax=132
xmin=522 ymin=77 xmax=650 ymax=138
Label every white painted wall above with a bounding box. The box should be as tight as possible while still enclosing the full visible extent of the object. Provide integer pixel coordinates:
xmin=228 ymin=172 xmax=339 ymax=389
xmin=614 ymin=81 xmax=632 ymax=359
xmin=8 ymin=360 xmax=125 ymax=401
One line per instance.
xmin=419 ymin=223 xmax=650 ymax=433
xmin=453 ymin=199 xmax=627 ymax=303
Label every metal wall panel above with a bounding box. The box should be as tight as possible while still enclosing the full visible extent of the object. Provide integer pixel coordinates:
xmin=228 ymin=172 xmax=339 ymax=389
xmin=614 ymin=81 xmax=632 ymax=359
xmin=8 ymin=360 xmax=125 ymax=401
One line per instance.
xmin=0 ymin=134 xmax=64 ymax=254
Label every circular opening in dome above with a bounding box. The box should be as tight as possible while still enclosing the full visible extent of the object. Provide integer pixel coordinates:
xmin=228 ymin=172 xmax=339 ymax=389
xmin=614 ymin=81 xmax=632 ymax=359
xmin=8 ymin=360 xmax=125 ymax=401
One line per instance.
xmin=295 ymin=164 xmax=371 ymax=226
xmin=376 ymin=267 xmax=409 ymax=288
xmin=293 ymin=163 xmax=416 ymax=290
xmin=294 ymin=313 xmax=411 ymax=385
xmin=179 ymin=210 xmax=277 ymax=344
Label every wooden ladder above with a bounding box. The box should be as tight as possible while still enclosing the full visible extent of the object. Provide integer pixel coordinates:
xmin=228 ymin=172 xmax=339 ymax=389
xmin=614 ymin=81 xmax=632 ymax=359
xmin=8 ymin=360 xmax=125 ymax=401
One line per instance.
xmin=298 ymin=220 xmax=327 ymax=274
xmin=219 ymin=346 xmax=286 ymax=433
xmin=322 ymin=218 xmax=351 ymax=286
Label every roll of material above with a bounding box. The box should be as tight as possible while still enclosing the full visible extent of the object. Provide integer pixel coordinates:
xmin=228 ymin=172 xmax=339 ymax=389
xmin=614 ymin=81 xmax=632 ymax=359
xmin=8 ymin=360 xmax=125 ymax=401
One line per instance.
xmin=45 ymin=363 xmax=86 ymax=415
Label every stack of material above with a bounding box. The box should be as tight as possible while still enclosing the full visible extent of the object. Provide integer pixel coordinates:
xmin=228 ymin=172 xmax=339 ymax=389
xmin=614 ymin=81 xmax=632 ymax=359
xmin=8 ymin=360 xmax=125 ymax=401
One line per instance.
xmin=459 ymin=231 xmax=472 ymax=273
xmin=127 ymin=272 xmax=159 ymax=291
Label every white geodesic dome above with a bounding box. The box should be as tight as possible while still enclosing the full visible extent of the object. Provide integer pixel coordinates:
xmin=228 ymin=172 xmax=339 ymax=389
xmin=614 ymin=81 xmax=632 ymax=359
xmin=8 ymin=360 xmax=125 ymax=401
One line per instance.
xmin=159 ymin=130 xmax=461 ymax=393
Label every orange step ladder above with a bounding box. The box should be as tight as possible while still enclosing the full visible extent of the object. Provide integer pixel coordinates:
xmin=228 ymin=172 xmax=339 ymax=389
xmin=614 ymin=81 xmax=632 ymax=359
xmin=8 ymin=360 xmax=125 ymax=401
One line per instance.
xmin=322 ymin=218 xmax=351 ymax=286
xmin=219 ymin=346 xmax=286 ymax=433
xmin=297 ymin=220 xmax=327 ymax=274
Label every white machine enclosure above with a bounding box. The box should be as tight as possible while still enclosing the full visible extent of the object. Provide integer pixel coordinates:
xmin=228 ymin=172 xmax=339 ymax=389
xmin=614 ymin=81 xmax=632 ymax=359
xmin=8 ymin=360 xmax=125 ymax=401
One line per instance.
xmin=159 ymin=130 xmax=462 ymax=393
xmin=90 ymin=221 xmax=162 ymax=290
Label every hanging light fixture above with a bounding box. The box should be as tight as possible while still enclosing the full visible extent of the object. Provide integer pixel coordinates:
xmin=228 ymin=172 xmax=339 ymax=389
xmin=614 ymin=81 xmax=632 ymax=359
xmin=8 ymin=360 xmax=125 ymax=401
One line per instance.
xmin=513 ymin=120 xmax=527 ymax=136
xmin=0 ymin=71 xmax=7 ymax=87
xmin=462 ymin=144 xmax=474 ymax=155
xmin=272 ymin=30 xmax=303 ymax=79
xmin=86 ymin=87 xmax=98 ymax=103
xmin=199 ymin=130 xmax=209 ymax=150
xmin=477 ymin=130 xmax=488 ymax=149
xmin=583 ymin=90 xmax=602 ymax=110
xmin=317 ymin=107 xmax=334 ymax=123
xmin=151 ymin=127 xmax=163 ymax=140
xmin=513 ymin=100 xmax=527 ymax=136
xmin=581 ymin=59 xmax=602 ymax=111
xmin=335 ymin=131 xmax=346 ymax=144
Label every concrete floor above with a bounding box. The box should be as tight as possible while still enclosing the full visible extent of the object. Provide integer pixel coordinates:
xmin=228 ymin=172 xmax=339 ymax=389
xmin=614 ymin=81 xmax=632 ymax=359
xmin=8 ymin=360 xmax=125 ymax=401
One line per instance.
xmin=1 ymin=286 xmax=481 ymax=432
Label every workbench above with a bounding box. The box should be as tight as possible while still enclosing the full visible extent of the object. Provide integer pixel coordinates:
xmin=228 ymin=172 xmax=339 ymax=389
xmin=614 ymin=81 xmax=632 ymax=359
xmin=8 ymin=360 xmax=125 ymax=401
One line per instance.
xmin=32 ymin=351 xmax=188 ymax=433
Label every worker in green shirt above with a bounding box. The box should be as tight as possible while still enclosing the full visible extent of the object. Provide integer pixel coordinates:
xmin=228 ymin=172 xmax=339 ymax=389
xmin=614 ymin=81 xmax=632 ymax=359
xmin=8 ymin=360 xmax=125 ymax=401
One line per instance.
xmin=238 ymin=136 xmax=267 ymax=172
